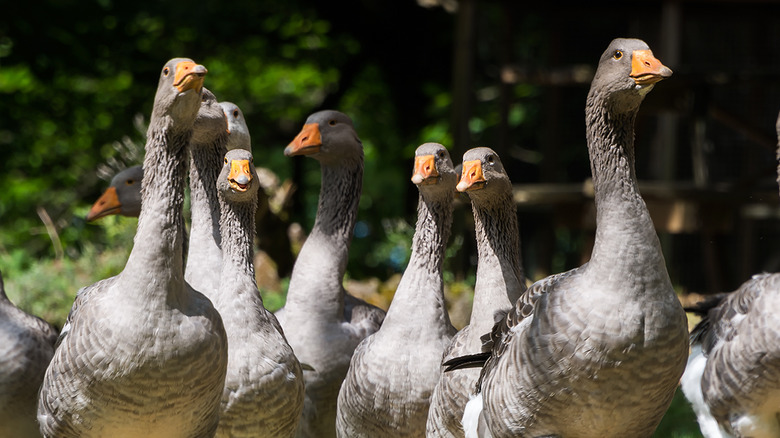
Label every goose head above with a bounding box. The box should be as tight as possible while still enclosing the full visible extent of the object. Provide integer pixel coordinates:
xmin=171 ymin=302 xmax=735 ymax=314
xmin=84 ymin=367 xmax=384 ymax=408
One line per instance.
xmin=190 ymin=88 xmax=228 ymax=145
xmin=220 ymin=102 xmax=252 ymax=152
xmin=284 ymin=110 xmax=362 ymax=166
xmin=412 ymin=142 xmax=457 ymax=195
xmin=456 ymin=147 xmax=511 ymax=200
xmin=150 ymin=58 xmax=207 ymax=128
xmin=218 ymin=148 xmax=259 ymax=203
xmin=86 ymin=165 xmax=144 ymax=221
xmin=590 ymin=38 xmax=672 ymax=112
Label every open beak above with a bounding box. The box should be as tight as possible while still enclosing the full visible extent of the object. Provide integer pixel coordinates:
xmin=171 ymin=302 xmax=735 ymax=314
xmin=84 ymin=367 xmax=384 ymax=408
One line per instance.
xmin=86 ymin=186 xmax=121 ymax=221
xmin=411 ymin=155 xmax=439 ymax=185
xmin=630 ymin=50 xmax=672 ymax=85
xmin=285 ymin=123 xmax=322 ymax=157
xmin=228 ymin=159 xmax=253 ymax=192
xmin=456 ymin=160 xmax=486 ymax=192
xmin=174 ymin=61 xmax=208 ymax=93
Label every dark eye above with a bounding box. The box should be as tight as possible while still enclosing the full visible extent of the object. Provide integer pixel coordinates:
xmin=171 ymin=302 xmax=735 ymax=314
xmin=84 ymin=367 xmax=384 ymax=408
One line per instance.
xmin=233 ymin=110 xmax=239 ymax=118
xmin=126 ymin=179 xmax=135 ymax=185
xmin=613 ymin=50 xmax=623 ymax=60
xmin=224 ymin=158 xmax=228 ymax=165
xmin=438 ymin=150 xmax=446 ymax=159
xmin=487 ymin=155 xmax=495 ymax=165
xmin=328 ymin=120 xmax=336 ymax=126
xmin=250 ymin=157 xmax=254 ymax=164
xmin=163 ymin=67 xmax=170 ymax=76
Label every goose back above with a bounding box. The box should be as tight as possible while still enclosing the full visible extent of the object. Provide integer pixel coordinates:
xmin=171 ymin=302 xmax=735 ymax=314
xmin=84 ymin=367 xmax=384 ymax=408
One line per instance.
xmin=0 ymin=270 xmax=58 ymax=438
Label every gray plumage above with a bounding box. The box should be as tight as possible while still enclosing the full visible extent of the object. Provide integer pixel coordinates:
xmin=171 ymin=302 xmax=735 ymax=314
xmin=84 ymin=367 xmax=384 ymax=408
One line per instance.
xmin=37 ymin=58 xmax=228 ymax=438
xmin=459 ymin=38 xmax=688 ymax=438
xmin=680 ymin=109 xmax=780 ymax=438
xmin=0 ymin=270 xmax=58 ymax=438
xmin=427 ymin=147 xmax=525 ymax=438
xmin=277 ymin=110 xmax=385 ymax=438
xmin=185 ymin=87 xmax=229 ymax=298
xmin=214 ymin=148 xmax=305 ymax=438
xmin=86 ymin=165 xmax=143 ymax=221
xmin=220 ymin=101 xmax=252 ymax=152
xmin=336 ymin=143 xmax=458 ymax=437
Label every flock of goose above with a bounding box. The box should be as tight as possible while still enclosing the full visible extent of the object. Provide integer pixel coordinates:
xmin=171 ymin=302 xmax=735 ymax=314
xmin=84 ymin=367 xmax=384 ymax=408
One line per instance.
xmin=1 ymin=38 xmax=779 ymax=438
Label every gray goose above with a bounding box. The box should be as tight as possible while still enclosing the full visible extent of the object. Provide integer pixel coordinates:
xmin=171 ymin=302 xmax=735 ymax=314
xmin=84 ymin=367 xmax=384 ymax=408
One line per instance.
xmin=37 ymin=58 xmax=228 ymax=438
xmin=0 ymin=270 xmax=58 ymax=438
xmin=279 ymin=110 xmax=385 ymax=438
xmin=214 ymin=148 xmax=304 ymax=437
xmin=219 ymin=101 xmax=251 ymax=152
xmin=86 ymin=165 xmax=143 ymax=221
xmin=426 ymin=147 xmax=525 ymax=438
xmin=452 ymin=38 xmax=688 ymax=438
xmin=336 ymin=142 xmax=458 ymax=437
xmin=680 ymin=110 xmax=780 ymax=438
xmin=184 ymin=87 xmax=231 ymax=297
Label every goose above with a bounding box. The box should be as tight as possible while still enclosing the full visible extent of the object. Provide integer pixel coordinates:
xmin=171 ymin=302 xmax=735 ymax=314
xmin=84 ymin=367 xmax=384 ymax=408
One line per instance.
xmin=0 ymin=270 xmax=58 ymax=438
xmin=214 ymin=148 xmax=305 ymax=437
xmin=336 ymin=142 xmax=458 ymax=437
xmin=426 ymin=147 xmax=525 ymax=438
xmin=184 ymin=87 xmax=230 ymax=297
xmin=85 ymin=165 xmax=143 ymax=221
xmin=220 ymin=101 xmax=251 ymax=152
xmin=680 ymin=110 xmax=780 ymax=438
xmin=450 ymin=38 xmax=689 ymax=438
xmin=279 ymin=109 xmax=385 ymax=438
xmin=37 ymin=58 xmax=228 ymax=438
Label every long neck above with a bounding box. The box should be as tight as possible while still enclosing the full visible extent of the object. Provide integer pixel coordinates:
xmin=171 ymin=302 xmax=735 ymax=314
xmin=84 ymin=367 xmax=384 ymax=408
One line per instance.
xmin=185 ymin=133 xmax=228 ymax=295
xmin=216 ymin=195 xmax=262 ymax=315
xmin=383 ymin=189 xmax=454 ymax=328
xmin=469 ymin=190 xmax=524 ymax=330
xmin=123 ymin=126 xmax=191 ymax=305
xmin=285 ymin=160 xmax=362 ymax=318
xmin=585 ymin=95 xmax=669 ymax=288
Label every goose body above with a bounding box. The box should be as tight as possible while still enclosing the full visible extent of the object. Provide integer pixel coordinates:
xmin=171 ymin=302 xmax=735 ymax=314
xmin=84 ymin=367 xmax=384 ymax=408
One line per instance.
xmin=336 ymin=143 xmax=457 ymax=437
xmin=427 ymin=147 xmax=525 ymax=438
xmin=458 ymin=38 xmax=689 ymax=438
xmin=214 ymin=148 xmax=304 ymax=437
xmin=37 ymin=58 xmax=228 ymax=438
xmin=0 ymin=270 xmax=58 ymax=438
xmin=278 ymin=110 xmax=385 ymax=438
xmin=680 ymin=111 xmax=780 ymax=438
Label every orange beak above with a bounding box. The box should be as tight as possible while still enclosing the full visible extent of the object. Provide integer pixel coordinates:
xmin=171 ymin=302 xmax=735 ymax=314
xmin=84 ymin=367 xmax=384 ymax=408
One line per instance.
xmin=173 ymin=61 xmax=208 ymax=93
xmin=456 ymin=160 xmax=486 ymax=192
xmin=285 ymin=123 xmax=322 ymax=157
xmin=630 ymin=50 xmax=673 ymax=85
xmin=86 ymin=186 xmax=121 ymax=221
xmin=411 ymin=155 xmax=439 ymax=185
xmin=228 ymin=159 xmax=253 ymax=192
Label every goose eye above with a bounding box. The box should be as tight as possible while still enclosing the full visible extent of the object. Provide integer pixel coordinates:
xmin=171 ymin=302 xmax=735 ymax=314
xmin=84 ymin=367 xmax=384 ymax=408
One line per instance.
xmin=126 ymin=179 xmax=135 ymax=185
xmin=250 ymin=157 xmax=254 ymax=163
xmin=224 ymin=158 xmax=228 ymax=165
xmin=233 ymin=110 xmax=239 ymax=118
xmin=613 ymin=50 xmax=623 ymax=60
xmin=163 ymin=67 xmax=170 ymax=76
xmin=438 ymin=151 xmax=446 ymax=159
xmin=328 ymin=120 xmax=336 ymax=126
xmin=487 ymin=155 xmax=495 ymax=165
